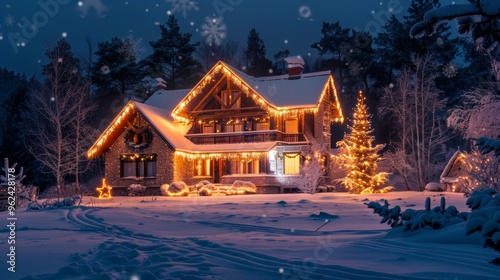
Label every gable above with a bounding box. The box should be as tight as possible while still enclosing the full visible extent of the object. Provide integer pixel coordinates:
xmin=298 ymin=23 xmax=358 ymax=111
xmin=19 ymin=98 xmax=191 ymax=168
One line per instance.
xmin=172 ymin=61 xmax=343 ymax=124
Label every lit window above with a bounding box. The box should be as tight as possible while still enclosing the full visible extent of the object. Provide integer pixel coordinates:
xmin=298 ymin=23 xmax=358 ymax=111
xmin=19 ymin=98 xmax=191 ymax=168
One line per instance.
xmin=203 ymin=124 xmax=214 ymax=133
xmin=228 ymin=159 xmax=259 ymax=174
xmin=285 ymin=119 xmax=298 ymax=133
xmin=120 ymin=154 xmax=157 ymax=178
xmin=195 ymin=159 xmax=212 ymax=176
xmin=284 ymin=153 xmax=300 ymax=175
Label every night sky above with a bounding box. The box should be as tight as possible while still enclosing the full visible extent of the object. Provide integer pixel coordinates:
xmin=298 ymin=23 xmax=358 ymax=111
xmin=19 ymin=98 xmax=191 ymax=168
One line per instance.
xmin=0 ymin=0 xmax=465 ymax=77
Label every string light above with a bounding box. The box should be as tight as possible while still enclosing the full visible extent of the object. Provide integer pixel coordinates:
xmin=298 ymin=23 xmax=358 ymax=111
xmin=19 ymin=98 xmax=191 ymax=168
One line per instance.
xmin=96 ymin=178 xmax=112 ymax=198
xmin=171 ymin=62 xmax=344 ymax=124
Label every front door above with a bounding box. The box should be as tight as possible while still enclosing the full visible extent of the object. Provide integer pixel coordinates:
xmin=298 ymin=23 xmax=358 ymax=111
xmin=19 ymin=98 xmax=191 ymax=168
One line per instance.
xmin=213 ymin=159 xmax=220 ymax=183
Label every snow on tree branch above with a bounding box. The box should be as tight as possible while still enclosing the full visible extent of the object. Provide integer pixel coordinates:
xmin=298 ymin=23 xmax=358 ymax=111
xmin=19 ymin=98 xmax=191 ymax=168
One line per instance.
xmin=411 ymin=1 xmax=500 ymax=50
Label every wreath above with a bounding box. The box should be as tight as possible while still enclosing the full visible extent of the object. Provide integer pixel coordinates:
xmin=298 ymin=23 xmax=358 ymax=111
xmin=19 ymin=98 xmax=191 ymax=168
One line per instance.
xmin=124 ymin=128 xmax=153 ymax=149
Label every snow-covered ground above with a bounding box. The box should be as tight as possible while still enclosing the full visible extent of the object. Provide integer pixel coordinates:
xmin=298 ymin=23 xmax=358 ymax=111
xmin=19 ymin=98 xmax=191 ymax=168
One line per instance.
xmin=1 ymin=191 xmax=499 ymax=279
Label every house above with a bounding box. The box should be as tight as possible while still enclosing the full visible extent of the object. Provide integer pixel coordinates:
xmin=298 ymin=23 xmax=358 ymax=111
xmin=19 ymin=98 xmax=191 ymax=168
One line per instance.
xmin=440 ymin=150 xmax=467 ymax=192
xmin=87 ymin=60 xmax=343 ymax=195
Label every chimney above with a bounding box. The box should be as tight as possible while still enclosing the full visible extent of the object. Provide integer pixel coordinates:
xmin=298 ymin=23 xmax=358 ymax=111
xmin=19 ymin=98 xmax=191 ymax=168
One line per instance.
xmin=285 ymin=56 xmax=305 ymax=80
xmin=156 ymin=77 xmax=167 ymax=90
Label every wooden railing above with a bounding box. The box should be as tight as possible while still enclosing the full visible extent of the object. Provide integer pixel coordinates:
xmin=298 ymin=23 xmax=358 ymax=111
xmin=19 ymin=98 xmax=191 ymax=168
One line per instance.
xmin=185 ymin=130 xmax=305 ymax=145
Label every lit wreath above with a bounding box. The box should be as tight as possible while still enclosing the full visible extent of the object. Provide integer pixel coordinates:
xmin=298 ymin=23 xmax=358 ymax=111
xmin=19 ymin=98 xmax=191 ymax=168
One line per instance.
xmin=124 ymin=128 xmax=153 ymax=149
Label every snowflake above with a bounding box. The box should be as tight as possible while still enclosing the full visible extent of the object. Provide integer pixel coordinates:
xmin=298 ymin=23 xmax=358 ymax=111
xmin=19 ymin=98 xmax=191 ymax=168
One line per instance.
xmin=78 ymin=0 xmax=108 ymax=18
xmin=201 ymin=17 xmax=226 ymax=46
xmin=268 ymin=83 xmax=277 ymax=96
xmin=298 ymin=6 xmax=312 ymax=19
xmin=166 ymin=0 xmax=198 ymax=18
xmin=348 ymin=62 xmax=363 ymax=76
xmin=4 ymin=15 xmax=15 ymax=26
xmin=443 ymin=63 xmax=458 ymax=78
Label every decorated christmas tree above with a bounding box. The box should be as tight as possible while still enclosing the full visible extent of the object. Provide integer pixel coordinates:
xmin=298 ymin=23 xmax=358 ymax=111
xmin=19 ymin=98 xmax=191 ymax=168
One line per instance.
xmin=337 ymin=92 xmax=391 ymax=194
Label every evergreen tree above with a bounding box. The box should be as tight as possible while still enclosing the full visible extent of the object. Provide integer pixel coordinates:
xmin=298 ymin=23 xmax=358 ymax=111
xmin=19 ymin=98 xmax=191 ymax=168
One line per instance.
xmin=92 ymin=37 xmax=142 ymax=105
xmin=373 ymin=15 xmax=408 ymax=87
xmin=337 ymin=91 xmax=390 ymax=194
xmin=146 ymin=15 xmax=200 ymax=89
xmin=244 ymin=28 xmax=273 ymax=77
xmin=311 ymin=22 xmax=350 ymax=91
xmin=272 ymin=49 xmax=289 ymax=75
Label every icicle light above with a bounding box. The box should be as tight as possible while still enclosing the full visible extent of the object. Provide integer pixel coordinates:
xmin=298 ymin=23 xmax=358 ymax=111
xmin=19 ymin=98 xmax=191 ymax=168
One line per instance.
xmin=171 ymin=63 xmax=344 ymax=124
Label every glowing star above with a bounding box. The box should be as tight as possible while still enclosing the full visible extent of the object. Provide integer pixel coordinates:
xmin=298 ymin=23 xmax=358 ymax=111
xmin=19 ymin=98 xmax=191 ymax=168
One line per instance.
xmin=97 ymin=179 xmax=112 ymax=198
xmin=78 ymin=0 xmax=108 ymax=18
xmin=201 ymin=17 xmax=226 ymax=46
xmin=166 ymin=0 xmax=198 ymax=18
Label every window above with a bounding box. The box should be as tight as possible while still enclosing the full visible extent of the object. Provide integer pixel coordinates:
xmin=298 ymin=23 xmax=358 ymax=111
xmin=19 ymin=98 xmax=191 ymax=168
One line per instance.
xmin=228 ymin=159 xmax=259 ymax=174
xmin=203 ymin=124 xmax=214 ymax=133
xmin=284 ymin=153 xmax=300 ymax=175
xmin=195 ymin=159 xmax=211 ymax=176
xmin=120 ymin=154 xmax=157 ymax=178
xmin=255 ymin=122 xmax=270 ymax=131
xmin=285 ymin=119 xmax=299 ymax=133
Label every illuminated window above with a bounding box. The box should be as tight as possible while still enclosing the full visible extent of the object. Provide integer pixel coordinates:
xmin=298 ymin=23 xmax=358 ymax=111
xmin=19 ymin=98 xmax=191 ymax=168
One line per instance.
xmin=228 ymin=159 xmax=259 ymax=174
xmin=195 ymin=159 xmax=211 ymax=176
xmin=285 ymin=119 xmax=298 ymax=133
xmin=284 ymin=153 xmax=300 ymax=175
xmin=203 ymin=124 xmax=214 ymax=133
xmin=255 ymin=122 xmax=270 ymax=131
xmin=120 ymin=154 xmax=157 ymax=178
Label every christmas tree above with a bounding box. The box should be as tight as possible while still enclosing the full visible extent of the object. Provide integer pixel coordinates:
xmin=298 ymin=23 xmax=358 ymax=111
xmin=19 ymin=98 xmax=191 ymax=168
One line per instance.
xmin=337 ymin=91 xmax=391 ymax=194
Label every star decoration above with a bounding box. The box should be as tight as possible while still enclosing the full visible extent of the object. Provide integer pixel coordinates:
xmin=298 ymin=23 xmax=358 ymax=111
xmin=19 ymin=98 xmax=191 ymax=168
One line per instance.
xmin=97 ymin=179 xmax=112 ymax=198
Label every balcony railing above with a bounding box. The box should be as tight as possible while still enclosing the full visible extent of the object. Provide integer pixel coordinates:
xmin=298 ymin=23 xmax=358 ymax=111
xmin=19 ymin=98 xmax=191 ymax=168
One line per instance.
xmin=185 ymin=130 xmax=305 ymax=145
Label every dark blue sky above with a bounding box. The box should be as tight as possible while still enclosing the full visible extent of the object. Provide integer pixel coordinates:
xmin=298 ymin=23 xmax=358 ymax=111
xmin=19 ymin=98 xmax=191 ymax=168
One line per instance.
xmin=0 ymin=0 xmax=465 ymax=77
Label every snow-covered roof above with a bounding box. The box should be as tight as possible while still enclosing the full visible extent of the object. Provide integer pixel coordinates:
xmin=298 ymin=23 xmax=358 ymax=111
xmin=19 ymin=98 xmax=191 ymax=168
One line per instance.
xmin=144 ymin=89 xmax=190 ymax=120
xmin=440 ymin=150 xmax=461 ymax=179
xmin=223 ymin=63 xmax=331 ymax=108
xmin=135 ymin=102 xmax=276 ymax=153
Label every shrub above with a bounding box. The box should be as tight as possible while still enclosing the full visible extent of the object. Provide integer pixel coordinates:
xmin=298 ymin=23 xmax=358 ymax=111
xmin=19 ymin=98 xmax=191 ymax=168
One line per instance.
xmin=230 ymin=180 xmax=257 ymax=194
xmin=127 ymin=184 xmax=147 ymax=196
xmin=465 ymin=188 xmax=500 ymax=265
xmin=165 ymin=181 xmax=189 ymax=196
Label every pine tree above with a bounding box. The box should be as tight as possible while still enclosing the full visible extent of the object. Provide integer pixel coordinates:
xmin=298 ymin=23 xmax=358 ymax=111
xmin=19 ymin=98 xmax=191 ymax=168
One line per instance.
xmin=92 ymin=37 xmax=142 ymax=105
xmin=244 ymin=28 xmax=273 ymax=77
xmin=146 ymin=15 xmax=200 ymax=89
xmin=337 ymin=91 xmax=390 ymax=194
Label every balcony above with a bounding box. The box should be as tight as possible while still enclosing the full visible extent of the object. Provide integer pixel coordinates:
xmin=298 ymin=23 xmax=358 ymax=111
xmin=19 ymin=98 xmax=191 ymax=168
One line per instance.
xmin=185 ymin=130 xmax=305 ymax=145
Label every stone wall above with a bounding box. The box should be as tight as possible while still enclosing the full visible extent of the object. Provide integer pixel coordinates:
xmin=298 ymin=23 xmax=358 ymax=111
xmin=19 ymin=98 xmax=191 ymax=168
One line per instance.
xmin=104 ymin=115 xmax=175 ymax=194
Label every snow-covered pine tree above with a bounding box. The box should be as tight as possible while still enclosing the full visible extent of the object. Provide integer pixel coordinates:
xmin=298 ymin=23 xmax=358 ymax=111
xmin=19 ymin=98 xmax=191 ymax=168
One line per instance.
xmin=337 ymin=91 xmax=390 ymax=194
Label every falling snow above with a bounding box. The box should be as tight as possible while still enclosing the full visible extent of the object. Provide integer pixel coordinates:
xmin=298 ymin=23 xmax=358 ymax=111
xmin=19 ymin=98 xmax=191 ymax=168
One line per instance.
xmin=101 ymin=65 xmax=110 ymax=75
xmin=298 ymin=6 xmax=312 ymax=18
xmin=443 ymin=63 xmax=458 ymax=78
xmin=348 ymin=62 xmax=363 ymax=76
xmin=4 ymin=15 xmax=15 ymax=26
xmin=201 ymin=17 xmax=226 ymax=46
xmin=78 ymin=0 xmax=108 ymax=18
xmin=166 ymin=0 xmax=198 ymax=18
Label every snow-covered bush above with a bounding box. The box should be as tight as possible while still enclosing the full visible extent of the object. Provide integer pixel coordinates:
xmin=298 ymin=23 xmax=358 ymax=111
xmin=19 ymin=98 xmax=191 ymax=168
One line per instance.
xmin=460 ymin=147 xmax=500 ymax=194
xmin=465 ymin=188 xmax=500 ymax=265
xmin=198 ymin=184 xmax=215 ymax=196
xmin=230 ymin=180 xmax=257 ymax=194
xmin=367 ymin=200 xmax=402 ymax=228
xmin=127 ymin=184 xmax=147 ymax=196
xmin=27 ymin=195 xmax=82 ymax=210
xmin=164 ymin=181 xmax=189 ymax=196
xmin=367 ymin=197 xmax=468 ymax=231
xmin=160 ymin=184 xmax=169 ymax=196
